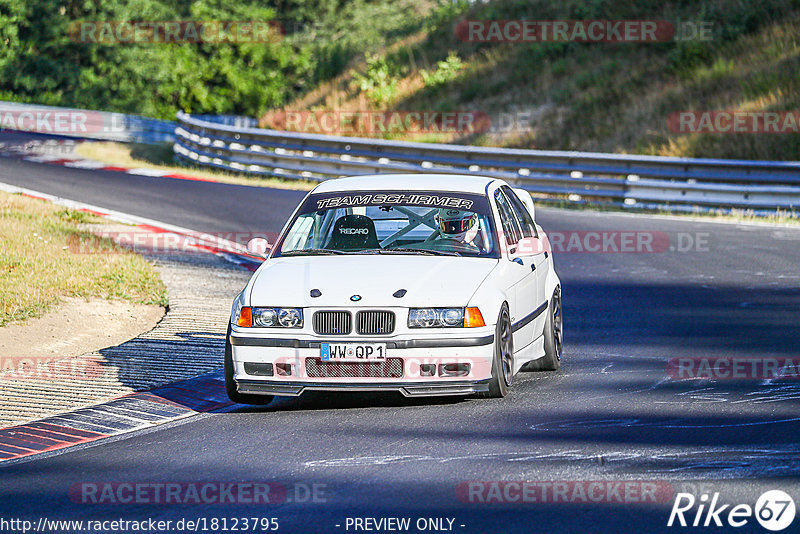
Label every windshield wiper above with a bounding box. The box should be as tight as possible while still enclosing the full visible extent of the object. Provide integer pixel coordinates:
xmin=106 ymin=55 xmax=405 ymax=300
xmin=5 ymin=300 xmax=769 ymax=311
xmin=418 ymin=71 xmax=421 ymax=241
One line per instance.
xmin=281 ymin=249 xmax=350 ymax=256
xmin=376 ymin=247 xmax=462 ymax=257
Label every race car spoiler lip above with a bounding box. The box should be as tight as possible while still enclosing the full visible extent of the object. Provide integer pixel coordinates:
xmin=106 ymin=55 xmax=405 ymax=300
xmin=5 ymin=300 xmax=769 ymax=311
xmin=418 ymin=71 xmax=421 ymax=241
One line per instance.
xmin=229 ymin=334 xmax=495 ymax=349
xmin=235 ymin=379 xmax=492 ymax=397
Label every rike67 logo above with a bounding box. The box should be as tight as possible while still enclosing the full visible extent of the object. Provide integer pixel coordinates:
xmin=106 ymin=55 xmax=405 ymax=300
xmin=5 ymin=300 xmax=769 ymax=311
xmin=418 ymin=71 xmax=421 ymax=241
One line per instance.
xmin=668 ymin=490 xmax=796 ymax=531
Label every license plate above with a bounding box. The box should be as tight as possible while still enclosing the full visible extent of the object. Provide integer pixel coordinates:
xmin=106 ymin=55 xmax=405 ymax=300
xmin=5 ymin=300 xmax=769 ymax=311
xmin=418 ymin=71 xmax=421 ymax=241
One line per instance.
xmin=320 ymin=343 xmax=387 ymax=362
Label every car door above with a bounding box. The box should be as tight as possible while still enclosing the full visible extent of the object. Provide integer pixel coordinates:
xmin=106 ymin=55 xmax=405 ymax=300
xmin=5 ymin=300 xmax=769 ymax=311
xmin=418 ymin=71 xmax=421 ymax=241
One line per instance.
xmin=503 ymin=186 xmax=549 ymax=347
xmin=492 ymin=187 xmax=534 ymax=350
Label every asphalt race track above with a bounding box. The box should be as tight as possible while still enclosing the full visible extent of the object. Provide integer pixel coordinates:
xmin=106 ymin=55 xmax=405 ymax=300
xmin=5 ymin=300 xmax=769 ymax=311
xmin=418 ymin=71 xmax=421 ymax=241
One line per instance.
xmin=1 ymin=136 xmax=800 ymax=533
xmin=0 ymin=133 xmax=304 ymax=235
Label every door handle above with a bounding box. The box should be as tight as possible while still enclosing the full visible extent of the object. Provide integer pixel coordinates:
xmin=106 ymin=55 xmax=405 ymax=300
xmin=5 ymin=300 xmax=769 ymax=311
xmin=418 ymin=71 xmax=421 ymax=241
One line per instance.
xmin=531 ymin=263 xmax=536 ymax=271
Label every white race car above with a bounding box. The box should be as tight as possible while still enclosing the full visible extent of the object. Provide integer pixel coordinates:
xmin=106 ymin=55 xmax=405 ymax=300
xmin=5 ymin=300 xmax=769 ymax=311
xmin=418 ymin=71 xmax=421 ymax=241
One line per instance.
xmin=226 ymin=174 xmax=562 ymax=404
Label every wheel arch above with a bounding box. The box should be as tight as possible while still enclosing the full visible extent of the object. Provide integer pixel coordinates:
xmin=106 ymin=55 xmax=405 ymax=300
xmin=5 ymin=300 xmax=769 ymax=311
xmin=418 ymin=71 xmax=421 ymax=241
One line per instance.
xmin=544 ymin=258 xmax=561 ymax=302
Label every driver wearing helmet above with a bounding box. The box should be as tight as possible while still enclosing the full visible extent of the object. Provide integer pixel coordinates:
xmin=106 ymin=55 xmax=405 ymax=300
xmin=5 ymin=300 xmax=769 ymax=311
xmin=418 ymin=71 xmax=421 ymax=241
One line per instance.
xmin=436 ymin=208 xmax=480 ymax=249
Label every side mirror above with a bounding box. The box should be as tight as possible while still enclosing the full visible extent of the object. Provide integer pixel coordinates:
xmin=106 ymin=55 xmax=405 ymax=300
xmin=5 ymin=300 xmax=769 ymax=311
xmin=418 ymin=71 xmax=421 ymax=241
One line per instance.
xmin=515 ymin=236 xmax=547 ymax=256
xmin=246 ymin=237 xmax=270 ymax=259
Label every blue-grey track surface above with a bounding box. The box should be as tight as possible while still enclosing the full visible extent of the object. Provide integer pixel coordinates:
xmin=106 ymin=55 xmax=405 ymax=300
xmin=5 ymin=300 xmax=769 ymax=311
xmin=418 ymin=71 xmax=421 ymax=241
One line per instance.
xmin=1 ymin=133 xmax=799 ymax=533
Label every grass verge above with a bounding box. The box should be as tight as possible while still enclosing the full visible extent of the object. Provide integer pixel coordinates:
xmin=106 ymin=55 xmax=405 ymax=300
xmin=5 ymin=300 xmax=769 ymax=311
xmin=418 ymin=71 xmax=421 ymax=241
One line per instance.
xmin=75 ymin=142 xmax=317 ymax=191
xmin=0 ymin=192 xmax=168 ymax=326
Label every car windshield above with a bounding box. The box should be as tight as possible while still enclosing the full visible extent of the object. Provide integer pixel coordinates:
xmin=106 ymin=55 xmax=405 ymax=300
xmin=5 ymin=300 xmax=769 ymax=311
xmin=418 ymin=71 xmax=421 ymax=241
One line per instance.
xmin=273 ymin=190 xmax=499 ymax=258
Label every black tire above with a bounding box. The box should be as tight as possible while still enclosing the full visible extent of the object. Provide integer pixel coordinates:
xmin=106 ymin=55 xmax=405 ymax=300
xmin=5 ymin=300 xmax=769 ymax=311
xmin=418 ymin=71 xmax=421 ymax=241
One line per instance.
xmin=225 ymin=325 xmax=274 ymax=405
xmin=480 ymin=304 xmax=513 ymax=398
xmin=523 ymin=287 xmax=562 ymax=372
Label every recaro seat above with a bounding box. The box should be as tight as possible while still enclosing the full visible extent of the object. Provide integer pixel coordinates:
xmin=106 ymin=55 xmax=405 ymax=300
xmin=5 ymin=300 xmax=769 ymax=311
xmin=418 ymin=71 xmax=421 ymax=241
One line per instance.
xmin=326 ymin=214 xmax=380 ymax=251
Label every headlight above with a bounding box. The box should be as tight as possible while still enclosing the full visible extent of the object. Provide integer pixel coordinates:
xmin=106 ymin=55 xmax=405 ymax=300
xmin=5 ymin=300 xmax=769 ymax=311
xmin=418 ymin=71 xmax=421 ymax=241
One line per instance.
xmin=252 ymin=307 xmax=277 ymax=327
xmin=238 ymin=307 xmax=303 ymax=328
xmin=409 ymin=307 xmax=484 ymax=328
xmin=276 ymin=308 xmax=302 ymax=328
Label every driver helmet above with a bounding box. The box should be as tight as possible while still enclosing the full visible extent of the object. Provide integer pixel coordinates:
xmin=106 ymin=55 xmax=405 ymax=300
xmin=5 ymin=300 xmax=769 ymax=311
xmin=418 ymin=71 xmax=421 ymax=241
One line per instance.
xmin=437 ymin=208 xmax=478 ymax=240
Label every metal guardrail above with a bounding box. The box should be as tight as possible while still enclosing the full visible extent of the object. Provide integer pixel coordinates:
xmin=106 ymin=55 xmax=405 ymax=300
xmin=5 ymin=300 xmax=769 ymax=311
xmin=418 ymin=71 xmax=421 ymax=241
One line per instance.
xmin=3 ymin=98 xmax=798 ymax=212
xmin=0 ymin=102 xmax=259 ymax=146
xmin=174 ymin=112 xmax=800 ymax=212
xmin=192 ymin=114 xmax=258 ymax=129
xmin=0 ymin=101 xmax=175 ymax=144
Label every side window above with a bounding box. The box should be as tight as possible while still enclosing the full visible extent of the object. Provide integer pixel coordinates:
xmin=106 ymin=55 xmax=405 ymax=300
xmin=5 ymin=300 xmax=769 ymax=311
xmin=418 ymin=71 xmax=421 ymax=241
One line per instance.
xmin=494 ymin=189 xmax=522 ymax=246
xmin=502 ymin=186 xmax=537 ymax=238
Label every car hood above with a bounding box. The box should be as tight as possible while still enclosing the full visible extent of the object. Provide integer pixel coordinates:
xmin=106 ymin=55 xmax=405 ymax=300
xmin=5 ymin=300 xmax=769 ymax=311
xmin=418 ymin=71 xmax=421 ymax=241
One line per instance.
xmin=249 ymin=255 xmax=498 ymax=308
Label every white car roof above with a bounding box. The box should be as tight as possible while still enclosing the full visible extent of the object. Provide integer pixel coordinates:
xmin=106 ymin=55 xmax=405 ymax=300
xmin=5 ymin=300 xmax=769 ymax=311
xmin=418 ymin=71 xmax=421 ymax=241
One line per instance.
xmin=312 ymin=174 xmax=501 ymax=195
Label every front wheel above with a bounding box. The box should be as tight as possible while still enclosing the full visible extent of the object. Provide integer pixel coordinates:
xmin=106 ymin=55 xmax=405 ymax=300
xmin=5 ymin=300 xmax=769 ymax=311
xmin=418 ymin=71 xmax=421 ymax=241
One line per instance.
xmin=480 ymin=304 xmax=513 ymax=398
xmin=225 ymin=325 xmax=274 ymax=405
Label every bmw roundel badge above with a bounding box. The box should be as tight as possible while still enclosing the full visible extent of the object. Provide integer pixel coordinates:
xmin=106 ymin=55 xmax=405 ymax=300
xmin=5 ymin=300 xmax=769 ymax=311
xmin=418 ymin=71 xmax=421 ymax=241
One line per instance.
xmin=350 ymin=295 xmax=362 ymax=302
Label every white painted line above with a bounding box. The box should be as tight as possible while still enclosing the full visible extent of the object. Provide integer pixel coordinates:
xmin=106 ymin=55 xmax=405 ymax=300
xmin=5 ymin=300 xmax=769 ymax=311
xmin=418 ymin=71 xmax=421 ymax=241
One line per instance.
xmin=23 ymin=154 xmax=74 ymax=163
xmin=126 ymin=168 xmax=172 ymax=177
xmin=63 ymin=160 xmax=109 ymax=169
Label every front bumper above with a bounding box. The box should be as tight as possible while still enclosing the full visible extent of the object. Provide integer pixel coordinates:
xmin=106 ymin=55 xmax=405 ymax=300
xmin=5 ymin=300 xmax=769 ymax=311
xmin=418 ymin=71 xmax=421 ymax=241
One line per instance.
xmin=235 ymin=379 xmax=491 ymax=397
xmin=229 ymin=329 xmax=495 ymax=397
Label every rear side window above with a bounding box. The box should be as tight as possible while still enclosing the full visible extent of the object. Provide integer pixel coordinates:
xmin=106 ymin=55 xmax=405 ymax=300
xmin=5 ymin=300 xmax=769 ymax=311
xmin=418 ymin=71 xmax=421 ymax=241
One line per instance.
xmin=494 ymin=189 xmax=522 ymax=246
xmin=502 ymin=186 xmax=537 ymax=238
